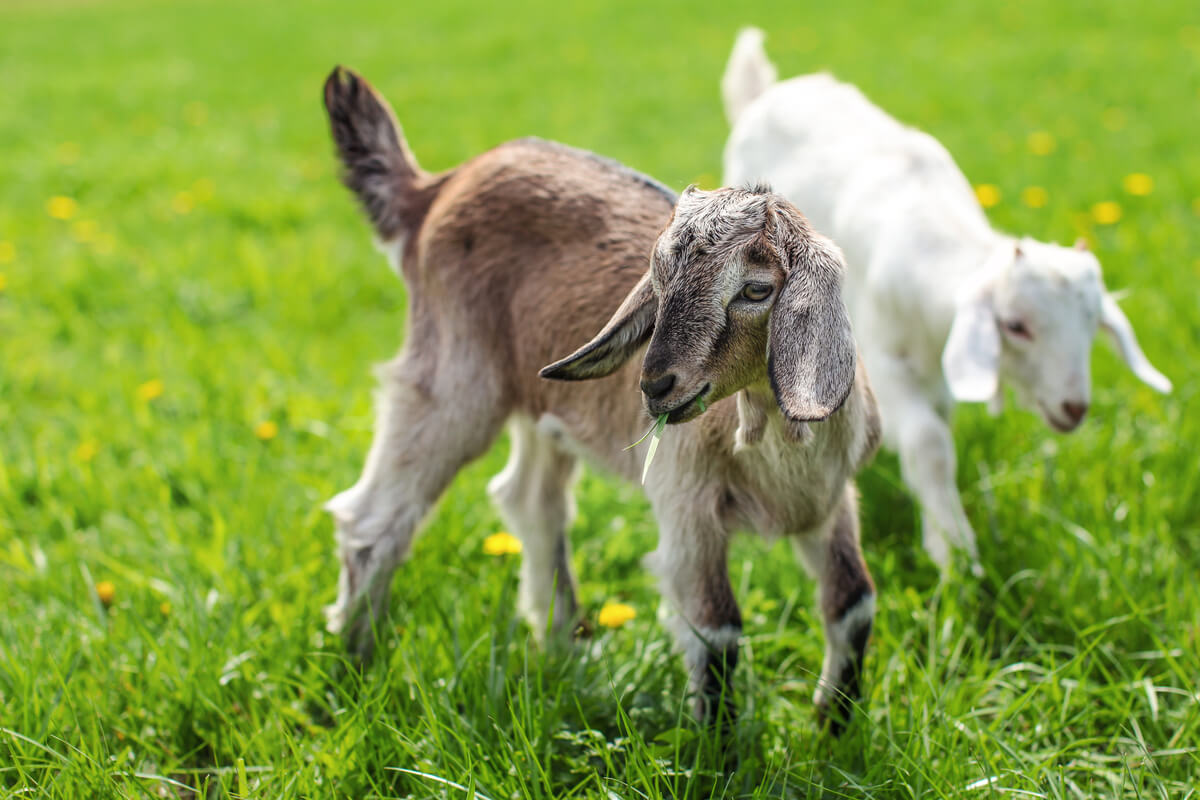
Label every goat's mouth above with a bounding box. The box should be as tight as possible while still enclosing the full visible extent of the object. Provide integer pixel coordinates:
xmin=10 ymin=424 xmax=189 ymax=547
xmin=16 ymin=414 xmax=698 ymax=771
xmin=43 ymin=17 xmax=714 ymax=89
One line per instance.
xmin=653 ymin=384 xmax=711 ymax=424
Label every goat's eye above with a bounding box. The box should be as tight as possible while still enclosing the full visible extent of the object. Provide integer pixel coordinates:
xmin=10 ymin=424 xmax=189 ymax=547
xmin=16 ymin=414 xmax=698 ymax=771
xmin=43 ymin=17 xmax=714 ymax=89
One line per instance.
xmin=740 ymin=283 xmax=773 ymax=302
xmin=1004 ymin=319 xmax=1032 ymax=339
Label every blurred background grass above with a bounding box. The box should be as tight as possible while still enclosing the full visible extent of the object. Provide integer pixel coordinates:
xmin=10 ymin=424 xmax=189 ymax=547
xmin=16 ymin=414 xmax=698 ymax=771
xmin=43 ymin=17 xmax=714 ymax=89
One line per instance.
xmin=1 ymin=0 xmax=1198 ymax=797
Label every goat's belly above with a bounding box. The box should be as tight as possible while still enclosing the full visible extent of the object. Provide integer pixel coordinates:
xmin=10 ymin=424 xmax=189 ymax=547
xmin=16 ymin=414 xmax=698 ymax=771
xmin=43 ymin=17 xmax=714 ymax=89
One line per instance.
xmin=531 ymin=411 xmax=643 ymax=484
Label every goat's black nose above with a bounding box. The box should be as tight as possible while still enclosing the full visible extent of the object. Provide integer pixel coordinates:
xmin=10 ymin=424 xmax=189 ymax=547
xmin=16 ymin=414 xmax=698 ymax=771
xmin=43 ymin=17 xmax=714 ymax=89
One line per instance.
xmin=640 ymin=373 xmax=676 ymax=400
xmin=1061 ymin=401 xmax=1088 ymax=425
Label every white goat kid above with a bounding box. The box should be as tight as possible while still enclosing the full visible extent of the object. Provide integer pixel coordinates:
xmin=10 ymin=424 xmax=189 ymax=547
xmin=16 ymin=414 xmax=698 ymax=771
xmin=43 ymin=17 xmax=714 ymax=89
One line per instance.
xmin=322 ymin=67 xmax=881 ymax=731
xmin=721 ymin=29 xmax=1171 ymax=569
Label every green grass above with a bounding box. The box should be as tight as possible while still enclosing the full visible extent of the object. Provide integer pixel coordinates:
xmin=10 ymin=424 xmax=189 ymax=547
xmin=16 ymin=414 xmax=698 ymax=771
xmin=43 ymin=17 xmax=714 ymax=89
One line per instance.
xmin=2 ymin=0 xmax=1199 ymax=796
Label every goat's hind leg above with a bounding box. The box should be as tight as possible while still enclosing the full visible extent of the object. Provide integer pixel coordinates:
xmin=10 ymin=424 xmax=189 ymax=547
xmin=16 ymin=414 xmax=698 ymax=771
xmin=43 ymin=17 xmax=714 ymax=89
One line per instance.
xmin=487 ymin=415 xmax=580 ymax=640
xmin=793 ymin=484 xmax=876 ymax=735
xmin=325 ymin=354 xmax=507 ymax=658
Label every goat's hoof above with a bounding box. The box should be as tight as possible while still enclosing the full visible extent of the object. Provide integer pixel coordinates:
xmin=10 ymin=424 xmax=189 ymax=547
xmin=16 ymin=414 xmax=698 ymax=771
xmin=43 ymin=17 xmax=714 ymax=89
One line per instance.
xmin=325 ymin=602 xmax=379 ymax=662
xmin=572 ymin=617 xmax=594 ymax=640
xmin=814 ymin=688 xmax=857 ymax=737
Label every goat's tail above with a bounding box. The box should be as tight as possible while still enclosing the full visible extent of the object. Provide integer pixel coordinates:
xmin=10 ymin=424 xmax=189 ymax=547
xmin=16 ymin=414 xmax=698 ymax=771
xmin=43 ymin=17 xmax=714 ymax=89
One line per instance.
xmin=721 ymin=27 xmax=777 ymax=126
xmin=323 ymin=66 xmax=434 ymax=241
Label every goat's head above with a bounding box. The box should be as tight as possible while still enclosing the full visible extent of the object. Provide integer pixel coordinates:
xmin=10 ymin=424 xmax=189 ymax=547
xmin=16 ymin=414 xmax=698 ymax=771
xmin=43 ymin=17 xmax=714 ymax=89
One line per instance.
xmin=541 ymin=185 xmax=856 ymax=426
xmin=942 ymin=237 xmax=1171 ymax=432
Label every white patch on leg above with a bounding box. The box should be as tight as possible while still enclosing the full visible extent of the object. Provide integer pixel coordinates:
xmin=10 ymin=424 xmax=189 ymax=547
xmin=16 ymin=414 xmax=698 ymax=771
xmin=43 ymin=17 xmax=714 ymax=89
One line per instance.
xmin=681 ymin=624 xmax=742 ymax=673
xmin=814 ymin=593 xmax=875 ymax=710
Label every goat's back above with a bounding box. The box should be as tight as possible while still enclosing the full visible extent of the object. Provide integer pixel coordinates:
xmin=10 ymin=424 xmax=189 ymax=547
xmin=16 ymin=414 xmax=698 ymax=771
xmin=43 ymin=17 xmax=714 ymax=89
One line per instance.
xmin=724 ymin=74 xmax=993 ymax=307
xmin=402 ymin=137 xmax=677 ymax=472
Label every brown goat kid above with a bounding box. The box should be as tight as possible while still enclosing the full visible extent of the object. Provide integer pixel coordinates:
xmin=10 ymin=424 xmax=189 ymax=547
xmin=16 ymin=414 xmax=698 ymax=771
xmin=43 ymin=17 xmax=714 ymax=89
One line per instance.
xmin=321 ymin=66 xmax=881 ymax=731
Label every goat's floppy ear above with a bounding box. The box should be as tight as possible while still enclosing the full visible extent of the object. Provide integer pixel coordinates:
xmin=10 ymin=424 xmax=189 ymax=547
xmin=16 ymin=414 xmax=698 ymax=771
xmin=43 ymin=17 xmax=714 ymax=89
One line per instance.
xmin=540 ymin=271 xmax=657 ymax=380
xmin=1099 ymin=293 xmax=1172 ymax=393
xmin=767 ymin=235 xmax=857 ymax=422
xmin=942 ymin=289 xmax=1000 ymax=402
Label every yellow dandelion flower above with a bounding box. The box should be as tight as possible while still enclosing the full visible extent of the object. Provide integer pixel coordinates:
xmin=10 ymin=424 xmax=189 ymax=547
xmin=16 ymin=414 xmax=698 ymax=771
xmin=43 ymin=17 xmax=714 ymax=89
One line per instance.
xmin=483 ymin=532 xmax=522 ymax=556
xmin=1101 ymin=108 xmax=1127 ymax=131
xmin=171 ymin=191 xmax=194 ymax=214
xmin=254 ymin=420 xmax=279 ymax=440
xmin=47 ymin=195 xmax=78 ymax=220
xmin=1091 ymin=201 xmax=1122 ymax=225
xmin=1027 ymin=131 xmax=1057 ymax=156
xmin=95 ymin=580 xmax=116 ymax=606
xmin=974 ymin=184 xmax=1001 ymax=209
xmin=597 ymin=602 xmax=636 ymax=628
xmin=71 ymin=219 xmax=99 ymax=243
xmin=56 ymin=141 xmax=81 ymax=164
xmin=0 ymin=241 xmax=13 ymax=264
xmin=1021 ymin=186 xmax=1049 ymax=208
xmin=1122 ymin=173 xmax=1153 ymax=196
xmin=136 ymin=378 xmax=164 ymax=402
xmin=0 ymin=273 xmax=6 ymax=292
xmin=75 ymin=439 xmax=99 ymax=462
xmin=159 ymin=601 xmax=171 ymax=616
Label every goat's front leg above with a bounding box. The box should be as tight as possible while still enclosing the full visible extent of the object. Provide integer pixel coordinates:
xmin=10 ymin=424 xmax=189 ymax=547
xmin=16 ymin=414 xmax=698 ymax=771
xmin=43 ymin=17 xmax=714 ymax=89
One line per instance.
xmin=647 ymin=518 xmax=741 ymax=724
xmin=793 ymin=485 xmax=875 ymax=735
xmin=895 ymin=401 xmax=978 ymax=569
xmin=868 ymin=351 xmax=978 ymax=569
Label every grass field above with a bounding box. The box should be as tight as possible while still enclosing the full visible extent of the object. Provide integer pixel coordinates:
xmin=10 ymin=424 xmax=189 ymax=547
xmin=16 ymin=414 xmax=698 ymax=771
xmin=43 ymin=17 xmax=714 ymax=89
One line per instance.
xmin=2 ymin=0 xmax=1199 ymax=796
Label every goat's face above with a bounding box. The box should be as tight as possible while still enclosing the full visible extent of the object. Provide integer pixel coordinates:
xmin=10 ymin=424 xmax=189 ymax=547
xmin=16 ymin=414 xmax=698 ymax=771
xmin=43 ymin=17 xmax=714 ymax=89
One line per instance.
xmin=992 ymin=243 xmax=1101 ymax=431
xmin=542 ymin=186 xmax=857 ymax=427
xmin=943 ymin=238 xmax=1171 ymax=432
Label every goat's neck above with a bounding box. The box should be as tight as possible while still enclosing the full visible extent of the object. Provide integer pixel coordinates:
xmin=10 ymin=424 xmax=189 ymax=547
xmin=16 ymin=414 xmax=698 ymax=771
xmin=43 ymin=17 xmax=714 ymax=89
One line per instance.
xmin=735 ymin=382 xmax=816 ymax=451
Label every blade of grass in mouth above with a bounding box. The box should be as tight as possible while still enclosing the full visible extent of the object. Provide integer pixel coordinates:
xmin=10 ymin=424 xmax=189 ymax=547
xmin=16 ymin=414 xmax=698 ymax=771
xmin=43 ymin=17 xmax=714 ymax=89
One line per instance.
xmin=629 ymin=395 xmax=708 ymax=485
xmin=640 ymin=414 xmax=668 ymax=484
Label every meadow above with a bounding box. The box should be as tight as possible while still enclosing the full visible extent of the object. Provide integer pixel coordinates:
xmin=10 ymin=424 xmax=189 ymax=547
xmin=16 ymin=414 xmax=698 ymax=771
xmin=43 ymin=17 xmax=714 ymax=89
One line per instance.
xmin=2 ymin=0 xmax=1199 ymax=796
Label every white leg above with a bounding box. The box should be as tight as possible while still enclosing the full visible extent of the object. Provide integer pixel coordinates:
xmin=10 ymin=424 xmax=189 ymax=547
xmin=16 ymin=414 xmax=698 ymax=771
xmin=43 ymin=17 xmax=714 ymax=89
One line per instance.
xmin=325 ymin=352 xmax=507 ymax=657
xmin=894 ymin=403 xmax=978 ymax=567
xmin=866 ymin=351 xmax=978 ymax=568
xmin=487 ymin=416 xmax=580 ymax=639
xmin=792 ymin=485 xmax=875 ymax=734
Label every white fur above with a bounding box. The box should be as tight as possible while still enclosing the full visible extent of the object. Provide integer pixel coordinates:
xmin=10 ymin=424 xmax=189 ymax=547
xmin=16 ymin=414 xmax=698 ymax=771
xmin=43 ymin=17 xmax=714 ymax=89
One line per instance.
xmin=812 ymin=594 xmax=874 ymax=712
xmin=721 ymin=29 xmax=1171 ymax=567
xmin=487 ymin=415 xmax=580 ymax=638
